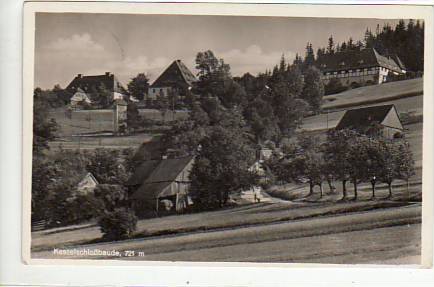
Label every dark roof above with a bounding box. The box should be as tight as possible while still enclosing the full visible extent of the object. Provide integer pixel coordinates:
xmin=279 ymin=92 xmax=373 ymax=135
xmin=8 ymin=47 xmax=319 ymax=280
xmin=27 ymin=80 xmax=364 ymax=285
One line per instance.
xmin=150 ymin=60 xmax=197 ymax=88
xmin=131 ymin=182 xmax=172 ymax=200
xmin=129 ymin=156 xmax=194 ymax=200
xmin=389 ymin=54 xmax=406 ymax=71
xmin=317 ymin=48 xmax=403 ymax=73
xmin=145 ymin=156 xmax=194 ymax=183
xmin=335 ymin=104 xmax=396 ymax=130
xmin=126 ymin=159 xmax=160 ymax=186
xmin=65 ymin=72 xmax=125 ymax=94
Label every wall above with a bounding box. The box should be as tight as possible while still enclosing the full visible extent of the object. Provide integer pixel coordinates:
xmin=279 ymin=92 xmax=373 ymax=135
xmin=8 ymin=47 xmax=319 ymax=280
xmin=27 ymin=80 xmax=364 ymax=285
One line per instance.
xmin=148 ymin=86 xmax=170 ymax=100
xmin=320 ymin=64 xmax=406 ymax=86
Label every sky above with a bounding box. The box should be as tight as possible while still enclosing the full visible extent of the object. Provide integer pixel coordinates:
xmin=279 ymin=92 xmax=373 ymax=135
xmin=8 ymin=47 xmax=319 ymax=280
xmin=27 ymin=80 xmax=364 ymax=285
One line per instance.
xmin=34 ymin=13 xmax=404 ymax=89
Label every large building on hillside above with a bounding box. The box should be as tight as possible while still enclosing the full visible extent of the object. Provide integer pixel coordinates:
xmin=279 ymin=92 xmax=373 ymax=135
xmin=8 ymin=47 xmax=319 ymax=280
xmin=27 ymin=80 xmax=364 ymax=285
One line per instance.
xmin=336 ymin=104 xmax=404 ymax=138
xmin=317 ymin=48 xmax=406 ymax=86
xmin=148 ymin=60 xmax=197 ymax=100
xmin=126 ymin=156 xmax=195 ymax=217
xmin=65 ymin=72 xmax=126 ymax=104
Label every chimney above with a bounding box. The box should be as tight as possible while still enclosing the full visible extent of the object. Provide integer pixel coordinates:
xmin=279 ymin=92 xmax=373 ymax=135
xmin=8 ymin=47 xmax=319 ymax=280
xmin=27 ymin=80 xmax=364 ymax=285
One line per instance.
xmin=77 ymin=74 xmax=82 ymax=78
xmin=105 ymin=72 xmax=111 ymax=76
xmin=162 ymin=155 xmax=168 ymax=160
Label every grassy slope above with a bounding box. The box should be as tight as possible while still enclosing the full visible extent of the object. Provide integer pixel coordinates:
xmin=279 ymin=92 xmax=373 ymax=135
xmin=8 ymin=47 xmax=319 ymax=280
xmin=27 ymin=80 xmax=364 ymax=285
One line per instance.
xmin=32 ymin=193 xmax=417 ymax=252
xmin=32 ymin=205 xmax=421 ymax=263
xmin=283 ymin=79 xmax=424 ymax=204
xmin=322 ymin=78 xmax=423 ymax=110
xmin=49 ymin=109 xmax=189 ymax=137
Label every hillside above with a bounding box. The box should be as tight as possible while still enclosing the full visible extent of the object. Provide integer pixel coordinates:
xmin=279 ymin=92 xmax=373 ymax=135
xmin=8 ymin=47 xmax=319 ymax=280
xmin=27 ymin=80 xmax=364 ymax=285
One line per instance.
xmin=301 ymin=78 xmax=423 ymax=132
xmin=322 ymin=78 xmax=423 ymax=111
xmin=299 ymin=78 xmax=424 ymax=183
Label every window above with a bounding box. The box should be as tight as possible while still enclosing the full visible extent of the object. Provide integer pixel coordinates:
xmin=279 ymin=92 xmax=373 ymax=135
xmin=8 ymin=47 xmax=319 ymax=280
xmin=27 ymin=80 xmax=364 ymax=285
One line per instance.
xmin=153 ymin=89 xmax=155 ymax=93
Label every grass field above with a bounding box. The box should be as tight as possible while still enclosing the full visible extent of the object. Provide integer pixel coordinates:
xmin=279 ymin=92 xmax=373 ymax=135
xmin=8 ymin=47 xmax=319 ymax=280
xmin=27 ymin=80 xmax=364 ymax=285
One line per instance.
xmin=32 ymin=178 xmax=421 ymax=253
xmin=323 ymin=78 xmax=423 ymax=110
xmin=49 ymin=108 xmax=189 ymax=137
xmin=32 ymin=202 xmax=421 ymax=263
xmin=48 ymin=133 xmax=154 ymax=151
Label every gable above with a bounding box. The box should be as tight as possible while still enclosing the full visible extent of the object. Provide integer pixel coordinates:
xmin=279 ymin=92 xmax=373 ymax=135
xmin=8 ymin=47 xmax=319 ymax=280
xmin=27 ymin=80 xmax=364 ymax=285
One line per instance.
xmin=174 ymin=158 xmax=194 ymax=182
xmin=77 ymin=173 xmax=98 ymax=190
xmin=381 ymin=106 xmax=403 ymax=130
xmin=151 ymin=60 xmax=197 ymax=88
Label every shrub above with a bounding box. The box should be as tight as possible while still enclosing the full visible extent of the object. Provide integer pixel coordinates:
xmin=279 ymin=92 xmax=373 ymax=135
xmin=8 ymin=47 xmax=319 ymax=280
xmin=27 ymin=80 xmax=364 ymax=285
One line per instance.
xmin=98 ymin=208 xmax=138 ymax=240
xmin=350 ymin=82 xmax=362 ymax=89
xmin=393 ymin=131 xmax=405 ymax=139
xmin=324 ymin=78 xmax=348 ymax=95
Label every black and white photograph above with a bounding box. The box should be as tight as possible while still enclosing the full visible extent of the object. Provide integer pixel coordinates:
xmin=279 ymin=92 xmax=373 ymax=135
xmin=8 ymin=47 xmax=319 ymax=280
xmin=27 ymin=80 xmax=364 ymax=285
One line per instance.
xmin=23 ymin=2 xmax=431 ymax=266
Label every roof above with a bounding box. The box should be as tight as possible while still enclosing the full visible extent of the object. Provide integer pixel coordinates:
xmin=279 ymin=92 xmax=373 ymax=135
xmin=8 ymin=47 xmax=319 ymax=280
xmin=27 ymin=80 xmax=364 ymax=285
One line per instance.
xmin=126 ymin=159 xmax=161 ymax=186
xmin=145 ymin=156 xmax=194 ymax=183
xmin=131 ymin=182 xmax=172 ymax=201
xmin=316 ymin=48 xmax=403 ymax=74
xmin=71 ymin=89 xmax=91 ymax=103
xmin=65 ymin=72 xmax=125 ymax=93
xmin=129 ymin=156 xmax=194 ymax=200
xmin=150 ymin=60 xmax=197 ymax=88
xmin=335 ymin=104 xmax=397 ymax=130
xmin=389 ymin=54 xmax=406 ymax=71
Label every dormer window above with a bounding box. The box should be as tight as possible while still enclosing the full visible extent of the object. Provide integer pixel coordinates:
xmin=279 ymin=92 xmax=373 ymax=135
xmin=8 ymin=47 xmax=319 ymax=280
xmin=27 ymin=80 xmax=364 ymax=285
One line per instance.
xmin=339 ymin=61 xmax=345 ymax=66
xmin=358 ymin=59 xmax=364 ymax=64
xmin=321 ymin=64 xmax=327 ymax=68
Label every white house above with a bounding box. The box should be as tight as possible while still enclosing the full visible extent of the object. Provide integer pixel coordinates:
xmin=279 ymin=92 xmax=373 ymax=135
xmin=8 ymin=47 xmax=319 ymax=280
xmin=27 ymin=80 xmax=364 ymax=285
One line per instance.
xmin=317 ymin=48 xmax=406 ymax=86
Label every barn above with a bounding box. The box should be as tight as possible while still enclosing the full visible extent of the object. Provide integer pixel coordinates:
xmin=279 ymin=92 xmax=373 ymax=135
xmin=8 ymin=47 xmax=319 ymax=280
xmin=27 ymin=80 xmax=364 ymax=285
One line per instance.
xmin=126 ymin=156 xmax=194 ymax=217
xmin=336 ymin=104 xmax=404 ymax=138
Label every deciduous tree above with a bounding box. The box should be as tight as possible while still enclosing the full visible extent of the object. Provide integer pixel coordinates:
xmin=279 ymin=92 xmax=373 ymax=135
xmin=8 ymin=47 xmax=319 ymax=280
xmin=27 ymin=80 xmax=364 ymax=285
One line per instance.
xmin=127 ymin=73 xmax=150 ymax=101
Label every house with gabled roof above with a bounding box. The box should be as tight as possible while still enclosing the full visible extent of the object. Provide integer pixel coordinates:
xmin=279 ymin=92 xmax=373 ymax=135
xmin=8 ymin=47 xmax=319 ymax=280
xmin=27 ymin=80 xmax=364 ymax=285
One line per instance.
xmin=126 ymin=156 xmax=195 ymax=217
xmin=65 ymin=72 xmax=126 ymax=104
xmin=70 ymin=88 xmax=92 ymax=108
xmin=76 ymin=172 xmax=99 ymax=195
xmin=317 ymin=48 xmax=406 ymax=86
xmin=148 ymin=59 xmax=197 ymax=100
xmin=336 ymin=104 xmax=404 ymax=138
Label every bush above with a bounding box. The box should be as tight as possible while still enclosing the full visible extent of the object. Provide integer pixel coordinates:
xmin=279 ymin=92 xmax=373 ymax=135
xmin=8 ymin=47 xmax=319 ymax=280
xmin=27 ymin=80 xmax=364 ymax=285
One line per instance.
xmin=393 ymin=131 xmax=405 ymax=139
xmin=350 ymin=82 xmax=362 ymax=89
xmin=98 ymin=208 xmax=138 ymax=240
xmin=324 ymin=78 xmax=348 ymax=95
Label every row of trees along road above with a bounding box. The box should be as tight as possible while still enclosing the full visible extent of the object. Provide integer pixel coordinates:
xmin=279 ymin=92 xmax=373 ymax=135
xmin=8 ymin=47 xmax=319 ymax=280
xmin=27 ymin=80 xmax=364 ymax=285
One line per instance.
xmin=267 ymin=127 xmax=415 ymax=200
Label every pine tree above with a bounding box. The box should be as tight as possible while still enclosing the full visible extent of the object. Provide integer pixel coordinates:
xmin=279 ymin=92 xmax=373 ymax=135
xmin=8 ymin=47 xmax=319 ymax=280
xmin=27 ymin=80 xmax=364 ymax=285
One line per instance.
xmin=327 ymin=35 xmax=335 ymax=55
xmin=304 ymin=42 xmax=315 ymax=68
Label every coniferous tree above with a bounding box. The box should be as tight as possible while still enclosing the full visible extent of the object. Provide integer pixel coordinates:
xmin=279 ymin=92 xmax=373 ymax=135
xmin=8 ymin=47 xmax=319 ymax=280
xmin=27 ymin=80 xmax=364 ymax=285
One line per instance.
xmin=327 ymin=35 xmax=335 ymax=55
